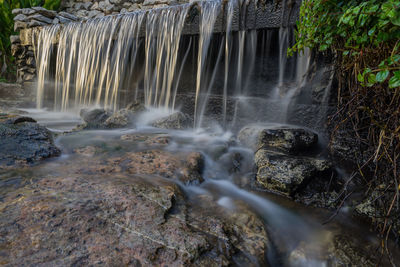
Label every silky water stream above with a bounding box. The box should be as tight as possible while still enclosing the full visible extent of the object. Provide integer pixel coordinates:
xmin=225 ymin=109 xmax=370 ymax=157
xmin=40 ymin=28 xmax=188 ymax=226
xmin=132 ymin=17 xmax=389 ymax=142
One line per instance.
xmin=2 ymin=0 xmax=400 ymax=266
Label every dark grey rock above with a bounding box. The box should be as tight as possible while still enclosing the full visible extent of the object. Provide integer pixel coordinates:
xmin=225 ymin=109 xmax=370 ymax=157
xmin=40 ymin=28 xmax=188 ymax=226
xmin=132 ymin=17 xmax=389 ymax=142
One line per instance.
xmin=56 ymin=15 xmax=73 ymax=24
xmin=28 ymin=20 xmax=47 ymax=28
xmin=255 ymin=149 xmax=332 ymax=196
xmin=58 ymin=11 xmax=78 ymax=21
xmin=28 ymin=14 xmax=54 ymax=24
xmin=0 ymin=118 xmax=60 ymax=166
xmin=14 ymin=21 xmax=28 ymax=31
xmin=32 ymin=6 xmax=57 ymax=18
xmin=238 ymin=124 xmax=318 ymax=154
xmin=126 ymin=101 xmax=146 ymax=112
xmin=13 ymin=8 xmax=35 ymax=15
xmin=9 ymin=35 xmax=20 ymax=44
xmin=87 ymin=10 xmax=103 ymax=18
xmin=26 ymin=57 xmax=35 ymax=66
xmin=23 ymin=73 xmax=35 ymax=81
xmin=151 ymin=111 xmax=193 ymax=129
xmin=13 ymin=13 xmax=27 ymax=22
xmin=103 ymin=109 xmax=133 ymax=128
xmin=79 ymin=108 xmax=112 ymax=129
xmin=11 ymin=8 xmax=22 ymax=15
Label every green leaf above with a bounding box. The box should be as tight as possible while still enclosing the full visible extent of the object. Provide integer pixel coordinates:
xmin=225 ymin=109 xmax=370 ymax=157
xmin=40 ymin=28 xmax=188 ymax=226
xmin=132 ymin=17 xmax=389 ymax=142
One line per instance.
xmin=390 ymin=13 xmax=400 ymax=26
xmin=389 ymin=71 xmax=400 ymax=88
xmin=367 ymin=73 xmax=376 ymax=85
xmin=320 ymin=44 xmax=328 ymax=51
xmin=382 ymin=2 xmax=394 ymax=14
xmin=368 ymin=27 xmax=376 ymax=36
xmin=376 ymin=70 xmax=389 ymax=82
xmin=358 ymin=73 xmax=364 ymax=82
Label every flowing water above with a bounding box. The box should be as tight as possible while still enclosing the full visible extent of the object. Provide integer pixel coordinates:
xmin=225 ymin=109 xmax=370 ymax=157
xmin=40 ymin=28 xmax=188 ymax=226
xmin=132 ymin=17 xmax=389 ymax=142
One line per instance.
xmin=14 ymin=0 xmax=399 ymax=265
xmin=5 ymin=108 xmax=397 ymax=266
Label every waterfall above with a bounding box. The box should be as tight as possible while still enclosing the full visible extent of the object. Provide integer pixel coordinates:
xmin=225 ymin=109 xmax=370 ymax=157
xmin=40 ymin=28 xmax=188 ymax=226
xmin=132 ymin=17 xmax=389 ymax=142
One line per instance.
xmin=33 ymin=4 xmax=191 ymax=111
xmin=33 ymin=0 xmax=317 ymax=130
xmin=193 ymin=0 xmax=221 ymax=127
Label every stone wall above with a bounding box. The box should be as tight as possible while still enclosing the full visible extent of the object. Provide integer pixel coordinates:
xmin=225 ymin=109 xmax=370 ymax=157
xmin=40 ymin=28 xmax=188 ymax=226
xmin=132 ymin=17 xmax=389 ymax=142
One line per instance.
xmin=60 ymin=0 xmax=187 ymax=19
xmin=11 ymin=7 xmax=80 ymax=83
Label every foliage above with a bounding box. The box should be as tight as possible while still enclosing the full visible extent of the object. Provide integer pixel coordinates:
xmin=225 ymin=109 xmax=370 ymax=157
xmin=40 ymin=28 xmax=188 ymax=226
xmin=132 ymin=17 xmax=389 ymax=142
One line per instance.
xmin=289 ymin=0 xmax=400 ymax=88
xmin=290 ymin=0 xmax=400 ymax=255
xmin=0 ymin=0 xmax=60 ymax=81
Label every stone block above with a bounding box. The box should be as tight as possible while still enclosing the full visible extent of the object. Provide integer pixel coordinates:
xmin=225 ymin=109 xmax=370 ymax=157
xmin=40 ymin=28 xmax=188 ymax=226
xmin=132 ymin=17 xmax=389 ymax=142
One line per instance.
xmin=10 ymin=35 xmax=20 ymax=44
xmin=32 ymin=6 xmax=57 ymax=18
xmin=14 ymin=21 xmax=28 ymax=31
xmin=28 ymin=20 xmax=48 ymax=28
xmin=58 ymin=11 xmax=79 ymax=21
xmin=13 ymin=14 xmax=27 ymax=22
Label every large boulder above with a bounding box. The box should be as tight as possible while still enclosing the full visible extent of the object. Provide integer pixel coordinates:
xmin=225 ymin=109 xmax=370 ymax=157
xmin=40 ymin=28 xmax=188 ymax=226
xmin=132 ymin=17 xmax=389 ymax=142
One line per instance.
xmin=0 ymin=151 xmax=269 ymax=266
xmin=255 ymin=149 xmax=332 ymax=196
xmin=151 ymin=111 xmax=193 ymax=130
xmin=79 ymin=102 xmax=147 ymax=129
xmin=0 ymin=115 xmax=60 ymax=166
xmin=238 ymin=124 xmax=318 ymax=154
xmin=79 ymin=108 xmax=112 ymax=129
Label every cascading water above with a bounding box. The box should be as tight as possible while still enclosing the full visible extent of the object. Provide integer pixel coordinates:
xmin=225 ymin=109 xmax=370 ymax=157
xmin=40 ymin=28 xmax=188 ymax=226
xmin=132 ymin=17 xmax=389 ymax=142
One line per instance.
xmin=33 ymin=0 xmax=313 ymax=128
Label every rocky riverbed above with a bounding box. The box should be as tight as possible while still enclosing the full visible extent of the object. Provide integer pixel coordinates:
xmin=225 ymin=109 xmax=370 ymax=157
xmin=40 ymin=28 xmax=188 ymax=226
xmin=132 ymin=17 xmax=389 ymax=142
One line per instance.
xmin=0 ymin=82 xmax=399 ymax=266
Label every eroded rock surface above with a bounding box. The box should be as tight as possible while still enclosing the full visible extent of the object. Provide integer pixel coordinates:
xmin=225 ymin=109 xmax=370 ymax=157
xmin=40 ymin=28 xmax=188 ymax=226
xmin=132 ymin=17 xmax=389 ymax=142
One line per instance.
xmin=151 ymin=111 xmax=193 ymax=129
xmin=0 ymin=115 xmax=60 ymax=167
xmin=0 ymin=154 xmax=269 ymax=266
xmin=255 ymin=149 xmax=332 ymax=196
xmin=240 ymin=124 xmax=340 ymax=208
xmin=238 ymin=124 xmax=318 ymax=154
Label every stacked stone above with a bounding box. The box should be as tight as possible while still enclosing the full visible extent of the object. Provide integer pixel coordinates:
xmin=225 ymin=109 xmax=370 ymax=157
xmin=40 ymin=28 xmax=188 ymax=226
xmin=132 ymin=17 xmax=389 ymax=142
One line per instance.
xmin=61 ymin=0 xmax=183 ymax=19
xmin=10 ymin=7 xmax=79 ymax=83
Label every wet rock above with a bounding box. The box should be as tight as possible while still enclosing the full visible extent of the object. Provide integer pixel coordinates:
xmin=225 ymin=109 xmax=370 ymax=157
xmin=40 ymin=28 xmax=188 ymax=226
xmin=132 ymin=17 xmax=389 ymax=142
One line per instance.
xmin=255 ymin=149 xmax=332 ymax=196
xmin=329 ymin=235 xmax=376 ymax=266
xmin=103 ymin=150 xmax=205 ymax=184
xmin=0 ymin=117 xmax=60 ymax=166
xmin=121 ymin=133 xmax=171 ymax=146
xmin=28 ymin=20 xmax=48 ymax=27
xmin=79 ymin=108 xmax=112 ymax=129
xmin=12 ymin=8 xmax=36 ymax=16
xmin=0 ymin=164 xmax=269 ymax=265
xmin=151 ymin=111 xmax=193 ymax=130
xmin=13 ymin=13 xmax=27 ymax=22
xmin=126 ymin=101 xmax=146 ymax=112
xmin=14 ymin=21 xmax=28 ymax=31
xmin=6 ymin=116 xmax=37 ymax=124
xmin=98 ymin=0 xmax=115 ymax=13
xmin=9 ymin=35 xmax=20 ymax=44
xmin=88 ymin=10 xmax=103 ymax=18
xmin=28 ymin=14 xmax=54 ymax=24
xmin=288 ymin=234 xmax=377 ymax=266
xmin=32 ymin=6 xmax=57 ymax=18
xmin=56 ymin=15 xmax=73 ymax=24
xmin=58 ymin=11 xmax=78 ymax=21
xmin=103 ymin=103 xmax=146 ymax=129
xmin=238 ymin=124 xmax=318 ymax=154
xmin=103 ymin=109 xmax=133 ymax=128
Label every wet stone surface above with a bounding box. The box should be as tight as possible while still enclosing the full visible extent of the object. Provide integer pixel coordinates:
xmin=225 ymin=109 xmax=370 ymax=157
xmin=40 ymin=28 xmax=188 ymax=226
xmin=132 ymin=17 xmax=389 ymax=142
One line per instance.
xmin=0 ymin=141 xmax=270 ymax=266
xmin=0 ymin=114 xmax=60 ymax=167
